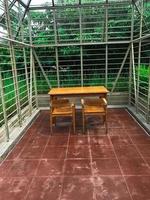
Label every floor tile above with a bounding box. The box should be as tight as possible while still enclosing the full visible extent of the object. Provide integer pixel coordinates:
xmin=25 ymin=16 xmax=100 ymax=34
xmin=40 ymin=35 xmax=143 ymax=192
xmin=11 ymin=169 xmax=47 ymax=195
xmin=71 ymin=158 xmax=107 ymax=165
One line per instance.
xmin=0 ymin=161 xmax=13 ymax=177
xmin=91 ymin=145 xmax=115 ymax=159
xmin=123 ymin=122 xmax=141 ymax=130
xmin=70 ymin=130 xmax=88 ymax=136
xmin=136 ymin=145 xmax=150 ymax=158
xmin=19 ymin=146 xmax=45 ymax=159
xmin=42 ymin=146 xmax=67 ymax=159
xmin=130 ymin=135 xmax=150 ymax=145
xmin=125 ymin=128 xmax=146 ymax=135
xmin=93 ymin=176 xmax=132 ymax=200
xmin=110 ymin=135 xmax=133 ymax=146
xmin=64 ymin=159 xmax=91 ymax=176
xmin=15 ymin=137 xmax=29 ymax=148
xmin=69 ymin=136 xmax=89 ymax=146
xmin=6 ymin=147 xmax=23 ymax=160
xmin=26 ymin=136 xmax=48 ymax=147
xmin=118 ymin=158 xmax=150 ymax=175
xmin=108 ymin=128 xmax=127 ymax=136
xmin=67 ymin=145 xmax=90 ymax=159
xmin=47 ymin=136 xmax=68 ymax=147
xmin=92 ymin=159 xmax=121 ymax=175
xmin=90 ymin=136 xmax=110 ymax=146
xmin=125 ymin=176 xmax=150 ymax=200
xmin=8 ymin=160 xmax=39 ymax=177
xmin=88 ymin=128 xmax=107 ymax=136
xmin=145 ymin=158 xmax=150 ymax=166
xmin=0 ymin=177 xmax=32 ymax=200
xmin=60 ymin=176 xmax=94 ymax=200
xmin=36 ymin=159 xmax=64 ymax=176
xmin=50 ymin=126 xmax=70 ymax=135
xmin=25 ymin=176 xmax=62 ymax=200
xmin=113 ymin=145 xmax=141 ymax=159
xmin=37 ymin=128 xmax=51 ymax=136
xmin=108 ymin=120 xmax=124 ymax=129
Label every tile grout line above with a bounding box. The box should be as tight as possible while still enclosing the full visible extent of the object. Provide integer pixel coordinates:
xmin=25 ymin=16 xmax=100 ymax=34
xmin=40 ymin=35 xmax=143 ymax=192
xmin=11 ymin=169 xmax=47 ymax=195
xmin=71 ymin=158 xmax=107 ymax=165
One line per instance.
xmin=58 ymin=125 xmax=71 ymax=200
xmin=87 ymin=129 xmax=93 ymax=176
xmin=23 ymin=176 xmax=35 ymax=200
xmin=88 ymin=129 xmax=97 ymax=200
xmin=108 ymin=134 xmax=134 ymax=200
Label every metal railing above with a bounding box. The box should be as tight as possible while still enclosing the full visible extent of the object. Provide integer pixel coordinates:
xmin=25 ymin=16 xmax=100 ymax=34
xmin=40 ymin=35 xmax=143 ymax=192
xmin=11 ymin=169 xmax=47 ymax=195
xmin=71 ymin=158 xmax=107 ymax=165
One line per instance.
xmin=0 ymin=0 xmax=149 ymax=142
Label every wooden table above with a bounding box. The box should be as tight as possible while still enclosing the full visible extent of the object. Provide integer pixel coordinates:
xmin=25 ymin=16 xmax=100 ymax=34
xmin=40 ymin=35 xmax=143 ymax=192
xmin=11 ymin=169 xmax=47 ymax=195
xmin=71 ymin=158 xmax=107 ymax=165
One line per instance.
xmin=48 ymin=86 xmax=109 ymax=101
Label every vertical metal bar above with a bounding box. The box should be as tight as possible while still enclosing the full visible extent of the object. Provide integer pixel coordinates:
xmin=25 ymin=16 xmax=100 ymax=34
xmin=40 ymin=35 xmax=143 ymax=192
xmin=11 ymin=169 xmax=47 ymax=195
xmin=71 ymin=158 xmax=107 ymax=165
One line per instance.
xmin=27 ymin=10 xmax=38 ymax=110
xmin=32 ymin=57 xmax=39 ymax=108
xmin=29 ymin=48 xmax=33 ymax=114
xmin=81 ymin=46 xmax=83 ymax=86
xmin=53 ymin=7 xmax=58 ymax=45
xmin=131 ymin=43 xmax=137 ymax=102
xmin=53 ymin=7 xmax=60 ymax=87
xmin=137 ymin=0 xmax=143 ymax=113
xmin=4 ymin=0 xmax=22 ymax=126
xmin=79 ymin=5 xmax=82 ymax=43
xmin=21 ymin=25 xmax=31 ymax=113
xmin=105 ymin=0 xmax=108 ymax=87
xmin=28 ymin=12 xmax=33 ymax=114
xmin=55 ymin=47 xmax=60 ymax=87
xmin=0 ymin=71 xmax=9 ymax=141
xmin=129 ymin=2 xmax=135 ymax=105
xmin=19 ymin=0 xmax=31 ymax=115
xmin=105 ymin=45 xmax=108 ymax=87
xmin=130 ymin=2 xmax=134 ymax=44
xmin=79 ymin=5 xmax=83 ymax=86
xmin=128 ymin=49 xmax=132 ymax=106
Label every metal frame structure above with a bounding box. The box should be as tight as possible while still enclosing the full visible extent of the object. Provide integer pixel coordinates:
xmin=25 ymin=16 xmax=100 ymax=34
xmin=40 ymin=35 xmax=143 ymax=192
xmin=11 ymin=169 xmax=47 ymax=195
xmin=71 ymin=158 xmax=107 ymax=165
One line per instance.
xmin=0 ymin=0 xmax=150 ymax=142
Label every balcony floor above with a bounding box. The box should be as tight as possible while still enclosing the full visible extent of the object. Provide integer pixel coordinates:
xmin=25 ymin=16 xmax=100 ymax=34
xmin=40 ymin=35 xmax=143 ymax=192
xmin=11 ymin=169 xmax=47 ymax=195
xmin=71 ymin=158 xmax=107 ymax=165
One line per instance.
xmin=0 ymin=108 xmax=150 ymax=200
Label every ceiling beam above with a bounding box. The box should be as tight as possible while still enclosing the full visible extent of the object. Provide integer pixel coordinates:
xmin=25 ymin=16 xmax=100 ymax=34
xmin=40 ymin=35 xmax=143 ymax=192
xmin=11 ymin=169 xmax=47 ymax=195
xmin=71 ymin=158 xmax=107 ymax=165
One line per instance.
xmin=29 ymin=1 xmax=131 ymax=10
xmin=17 ymin=0 xmax=27 ymax=8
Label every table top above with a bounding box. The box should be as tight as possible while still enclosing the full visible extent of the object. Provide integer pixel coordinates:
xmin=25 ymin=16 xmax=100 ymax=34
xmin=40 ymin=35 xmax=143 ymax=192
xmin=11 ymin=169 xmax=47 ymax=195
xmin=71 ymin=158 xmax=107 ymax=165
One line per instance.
xmin=48 ymin=86 xmax=109 ymax=96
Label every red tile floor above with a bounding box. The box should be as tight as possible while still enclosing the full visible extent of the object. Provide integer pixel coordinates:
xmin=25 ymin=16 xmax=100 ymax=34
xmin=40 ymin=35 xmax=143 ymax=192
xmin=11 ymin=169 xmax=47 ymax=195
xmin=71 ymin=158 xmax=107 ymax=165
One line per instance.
xmin=0 ymin=108 xmax=150 ymax=200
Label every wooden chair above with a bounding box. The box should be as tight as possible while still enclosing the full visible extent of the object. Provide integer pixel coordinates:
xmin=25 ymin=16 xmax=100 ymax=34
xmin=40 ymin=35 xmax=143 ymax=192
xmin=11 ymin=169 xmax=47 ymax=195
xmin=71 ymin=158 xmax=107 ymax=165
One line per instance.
xmin=50 ymin=98 xmax=76 ymax=133
xmin=81 ymin=98 xmax=107 ymax=133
